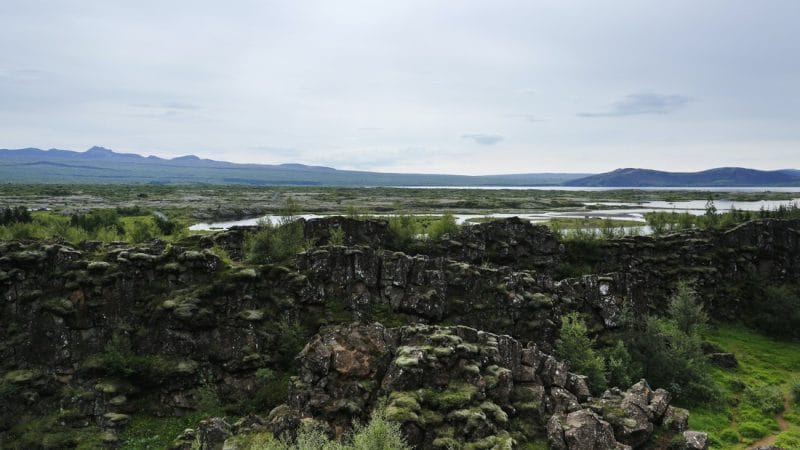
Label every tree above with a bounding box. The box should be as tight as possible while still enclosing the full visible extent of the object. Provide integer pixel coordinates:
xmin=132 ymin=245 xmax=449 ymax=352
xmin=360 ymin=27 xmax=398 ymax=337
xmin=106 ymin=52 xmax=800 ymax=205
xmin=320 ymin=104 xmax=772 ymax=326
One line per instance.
xmin=555 ymin=313 xmax=607 ymax=393
xmin=668 ymin=281 xmax=708 ymax=336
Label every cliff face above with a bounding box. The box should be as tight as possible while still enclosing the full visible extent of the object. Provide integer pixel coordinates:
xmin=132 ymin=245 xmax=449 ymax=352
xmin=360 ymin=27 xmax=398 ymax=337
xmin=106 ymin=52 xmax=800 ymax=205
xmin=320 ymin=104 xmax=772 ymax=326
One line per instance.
xmin=1 ymin=217 xmax=799 ymax=448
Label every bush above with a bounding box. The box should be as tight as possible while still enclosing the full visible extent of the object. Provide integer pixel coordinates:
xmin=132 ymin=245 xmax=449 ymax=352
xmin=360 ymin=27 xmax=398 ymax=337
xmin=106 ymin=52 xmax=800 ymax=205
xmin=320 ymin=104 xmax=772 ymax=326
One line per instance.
xmin=625 ymin=316 xmax=719 ymax=405
xmin=738 ymin=421 xmax=769 ymax=439
xmin=791 ymin=378 xmax=800 ymax=403
xmin=744 ymin=384 xmax=784 ymax=414
xmin=719 ymin=428 xmax=740 ymax=444
xmin=0 ymin=206 xmax=32 ymax=225
xmin=748 ymin=285 xmax=800 ymax=339
xmin=276 ymin=319 xmax=308 ymax=369
xmin=555 ymin=313 xmax=607 ymax=393
xmin=127 ymin=220 xmax=156 ymax=243
xmin=668 ymin=281 xmax=708 ymax=336
xmin=427 ymin=214 xmax=458 ymax=240
xmin=246 ymin=220 xmax=305 ymax=264
xmin=602 ymin=340 xmax=639 ymax=389
xmin=389 ymin=214 xmax=418 ymax=248
xmin=328 ymin=227 xmax=345 ymax=246
xmin=264 ymin=405 xmax=410 ymax=450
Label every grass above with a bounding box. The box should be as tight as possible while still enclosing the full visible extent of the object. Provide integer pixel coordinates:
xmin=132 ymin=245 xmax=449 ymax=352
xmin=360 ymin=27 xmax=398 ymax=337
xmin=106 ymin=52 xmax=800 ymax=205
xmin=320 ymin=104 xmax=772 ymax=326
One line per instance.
xmin=689 ymin=324 xmax=800 ymax=449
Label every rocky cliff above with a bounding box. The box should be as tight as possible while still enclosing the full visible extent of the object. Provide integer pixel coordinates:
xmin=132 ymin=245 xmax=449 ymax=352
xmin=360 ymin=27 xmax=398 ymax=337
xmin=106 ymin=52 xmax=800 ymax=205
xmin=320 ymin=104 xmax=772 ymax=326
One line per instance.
xmin=1 ymin=217 xmax=799 ymax=448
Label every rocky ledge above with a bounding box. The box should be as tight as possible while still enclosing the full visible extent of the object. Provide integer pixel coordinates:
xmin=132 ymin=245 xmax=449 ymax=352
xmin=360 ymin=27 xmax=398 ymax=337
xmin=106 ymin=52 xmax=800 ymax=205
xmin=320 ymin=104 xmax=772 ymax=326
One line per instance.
xmin=182 ymin=323 xmax=706 ymax=450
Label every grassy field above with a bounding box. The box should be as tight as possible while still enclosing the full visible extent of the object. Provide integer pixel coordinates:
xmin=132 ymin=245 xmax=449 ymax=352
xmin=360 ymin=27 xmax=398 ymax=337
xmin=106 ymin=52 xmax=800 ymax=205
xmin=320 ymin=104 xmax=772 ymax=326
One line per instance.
xmin=1 ymin=184 xmax=797 ymax=222
xmin=690 ymin=325 xmax=800 ymax=449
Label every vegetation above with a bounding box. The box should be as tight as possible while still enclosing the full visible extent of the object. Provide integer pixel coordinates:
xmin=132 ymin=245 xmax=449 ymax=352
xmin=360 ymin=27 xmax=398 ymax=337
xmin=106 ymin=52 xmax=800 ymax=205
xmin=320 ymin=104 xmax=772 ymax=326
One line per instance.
xmin=645 ymin=203 xmax=800 ymax=235
xmin=555 ymin=313 xmax=608 ymax=393
xmin=624 ymin=283 xmax=719 ymax=404
xmin=243 ymin=405 xmax=410 ymax=450
xmin=689 ymin=325 xmax=800 ymax=449
xmin=245 ymin=198 xmax=310 ymax=264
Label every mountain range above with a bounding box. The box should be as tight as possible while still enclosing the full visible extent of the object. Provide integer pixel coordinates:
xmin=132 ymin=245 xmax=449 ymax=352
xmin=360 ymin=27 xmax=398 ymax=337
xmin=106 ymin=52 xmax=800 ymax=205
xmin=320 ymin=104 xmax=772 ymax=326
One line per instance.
xmin=0 ymin=147 xmax=798 ymax=187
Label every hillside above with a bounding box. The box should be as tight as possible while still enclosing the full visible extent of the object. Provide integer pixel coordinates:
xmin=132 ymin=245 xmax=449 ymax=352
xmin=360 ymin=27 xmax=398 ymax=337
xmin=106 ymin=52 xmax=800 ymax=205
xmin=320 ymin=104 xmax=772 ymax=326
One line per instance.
xmin=565 ymin=167 xmax=800 ymax=187
xmin=0 ymin=147 xmax=585 ymax=186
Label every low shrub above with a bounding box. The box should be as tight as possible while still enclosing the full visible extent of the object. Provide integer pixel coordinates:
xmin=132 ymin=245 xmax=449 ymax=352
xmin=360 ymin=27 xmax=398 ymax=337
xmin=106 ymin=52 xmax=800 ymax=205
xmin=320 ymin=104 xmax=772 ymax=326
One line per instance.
xmin=744 ymin=384 xmax=784 ymax=414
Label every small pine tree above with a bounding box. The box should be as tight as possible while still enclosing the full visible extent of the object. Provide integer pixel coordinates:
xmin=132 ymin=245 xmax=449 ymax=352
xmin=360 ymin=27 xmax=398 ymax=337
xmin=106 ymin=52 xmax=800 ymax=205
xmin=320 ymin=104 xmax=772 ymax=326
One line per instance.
xmin=555 ymin=313 xmax=607 ymax=393
xmin=668 ymin=281 xmax=708 ymax=336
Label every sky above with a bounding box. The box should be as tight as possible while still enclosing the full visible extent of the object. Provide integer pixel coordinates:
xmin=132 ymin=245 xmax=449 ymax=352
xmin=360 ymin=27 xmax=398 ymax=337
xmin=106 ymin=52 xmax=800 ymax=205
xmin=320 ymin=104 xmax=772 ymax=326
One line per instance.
xmin=1 ymin=1 xmax=799 ymax=175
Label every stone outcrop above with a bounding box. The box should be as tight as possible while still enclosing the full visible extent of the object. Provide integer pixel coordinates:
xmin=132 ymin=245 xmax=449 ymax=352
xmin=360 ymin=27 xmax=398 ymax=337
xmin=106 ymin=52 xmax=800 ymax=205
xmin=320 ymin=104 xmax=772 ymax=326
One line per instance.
xmin=1 ymin=217 xmax=798 ymax=448
xmin=270 ymin=323 xmax=700 ymax=449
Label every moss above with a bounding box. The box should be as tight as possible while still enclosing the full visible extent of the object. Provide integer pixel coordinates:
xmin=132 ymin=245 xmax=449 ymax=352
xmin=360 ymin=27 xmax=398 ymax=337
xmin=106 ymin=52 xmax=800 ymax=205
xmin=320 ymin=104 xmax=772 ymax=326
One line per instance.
xmin=94 ymin=379 xmax=124 ymax=394
xmin=464 ymin=433 xmax=515 ymax=450
xmin=4 ymin=369 xmax=40 ymax=384
xmin=432 ymin=436 xmax=462 ymax=449
xmin=421 ymin=382 xmax=478 ymax=410
xmin=86 ymin=261 xmax=111 ymax=272
xmin=42 ymin=298 xmax=76 ymax=315
xmin=483 ymin=365 xmax=511 ymax=389
xmin=395 ymin=346 xmax=423 ymax=368
xmin=385 ymin=405 xmax=421 ymax=424
xmin=448 ymin=408 xmax=488 ymax=429
xmin=388 ymin=391 xmax=421 ymax=411
xmin=239 ymin=309 xmax=265 ymax=321
xmin=480 ymin=401 xmax=508 ymax=424
xmin=420 ymin=409 xmax=444 ymax=426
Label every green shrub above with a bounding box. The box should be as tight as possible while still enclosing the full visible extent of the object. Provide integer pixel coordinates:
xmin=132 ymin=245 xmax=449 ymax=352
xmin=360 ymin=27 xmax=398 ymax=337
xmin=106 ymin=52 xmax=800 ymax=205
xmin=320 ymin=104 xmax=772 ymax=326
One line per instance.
xmin=246 ymin=220 xmax=305 ymax=264
xmin=0 ymin=206 xmax=32 ymax=225
xmin=625 ymin=316 xmax=718 ymax=405
xmin=70 ymin=209 xmax=123 ymax=234
xmin=127 ymin=220 xmax=156 ymax=243
xmin=555 ymin=313 xmax=607 ymax=393
xmin=738 ymin=421 xmax=769 ymax=439
xmin=748 ymin=285 xmax=800 ymax=339
xmin=388 ymin=214 xmax=418 ymax=248
xmin=668 ymin=281 xmax=708 ymax=336
xmin=719 ymin=428 xmax=740 ymax=444
xmin=744 ymin=384 xmax=784 ymax=414
xmin=242 ymin=405 xmax=409 ymax=449
xmin=427 ymin=214 xmax=458 ymax=240
xmin=328 ymin=227 xmax=346 ymax=246
xmin=349 ymin=405 xmax=410 ymax=450
xmin=602 ymin=340 xmax=639 ymax=389
xmin=775 ymin=431 xmax=800 ymax=449
xmin=791 ymin=378 xmax=800 ymax=403
xmin=275 ymin=319 xmax=308 ymax=369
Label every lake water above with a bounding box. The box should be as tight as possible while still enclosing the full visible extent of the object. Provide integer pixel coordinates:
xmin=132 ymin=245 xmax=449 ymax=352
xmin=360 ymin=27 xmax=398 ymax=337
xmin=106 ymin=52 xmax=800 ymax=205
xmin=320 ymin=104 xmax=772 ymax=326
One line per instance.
xmin=189 ymin=198 xmax=800 ymax=231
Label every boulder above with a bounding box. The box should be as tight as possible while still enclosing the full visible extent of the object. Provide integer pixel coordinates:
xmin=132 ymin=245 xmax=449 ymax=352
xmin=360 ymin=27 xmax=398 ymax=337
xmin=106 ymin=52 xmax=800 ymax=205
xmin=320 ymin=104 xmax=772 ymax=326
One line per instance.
xmin=563 ymin=409 xmax=620 ymax=450
xmin=682 ymin=430 xmax=709 ymax=450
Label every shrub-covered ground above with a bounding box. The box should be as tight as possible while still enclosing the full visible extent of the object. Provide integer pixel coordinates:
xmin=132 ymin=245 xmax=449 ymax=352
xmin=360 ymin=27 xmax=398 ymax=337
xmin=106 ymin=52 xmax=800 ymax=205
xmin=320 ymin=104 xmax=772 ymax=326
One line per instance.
xmin=690 ymin=325 xmax=800 ymax=449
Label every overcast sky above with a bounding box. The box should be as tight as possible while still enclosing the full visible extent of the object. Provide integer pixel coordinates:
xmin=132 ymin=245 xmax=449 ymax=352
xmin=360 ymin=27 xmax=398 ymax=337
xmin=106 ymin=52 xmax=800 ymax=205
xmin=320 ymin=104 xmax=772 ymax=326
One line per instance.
xmin=1 ymin=1 xmax=798 ymax=174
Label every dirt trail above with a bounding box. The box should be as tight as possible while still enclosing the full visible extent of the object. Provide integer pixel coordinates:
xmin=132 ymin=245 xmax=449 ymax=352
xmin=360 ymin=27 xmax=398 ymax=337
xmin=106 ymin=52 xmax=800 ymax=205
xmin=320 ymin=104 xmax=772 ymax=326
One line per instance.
xmin=748 ymin=395 xmax=789 ymax=449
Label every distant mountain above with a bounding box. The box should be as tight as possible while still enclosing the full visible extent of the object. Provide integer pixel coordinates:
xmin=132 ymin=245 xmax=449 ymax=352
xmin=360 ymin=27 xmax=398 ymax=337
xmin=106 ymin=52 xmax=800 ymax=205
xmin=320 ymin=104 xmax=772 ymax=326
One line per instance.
xmin=565 ymin=167 xmax=800 ymax=187
xmin=0 ymin=147 xmax=587 ymax=186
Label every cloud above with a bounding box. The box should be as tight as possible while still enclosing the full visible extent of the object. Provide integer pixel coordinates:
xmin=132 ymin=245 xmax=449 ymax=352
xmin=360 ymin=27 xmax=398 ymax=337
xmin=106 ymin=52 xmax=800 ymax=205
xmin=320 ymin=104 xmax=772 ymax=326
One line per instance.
xmin=0 ymin=68 xmax=46 ymax=82
xmin=578 ymin=92 xmax=692 ymax=117
xmin=461 ymin=133 xmax=504 ymax=145
xmin=506 ymin=114 xmax=545 ymax=123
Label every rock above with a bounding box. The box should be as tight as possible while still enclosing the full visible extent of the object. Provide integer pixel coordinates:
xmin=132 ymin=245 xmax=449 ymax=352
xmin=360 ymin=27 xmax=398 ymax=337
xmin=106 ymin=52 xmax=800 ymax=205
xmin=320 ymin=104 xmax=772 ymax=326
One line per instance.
xmin=563 ymin=409 xmax=620 ymax=450
xmin=648 ymin=388 xmax=671 ymax=422
xmin=169 ymin=428 xmax=197 ymax=450
xmin=707 ymin=352 xmax=738 ymax=368
xmin=546 ymin=415 xmax=567 ymax=450
xmin=567 ymin=373 xmax=592 ymax=402
xmin=682 ymin=430 xmax=709 ymax=450
xmin=196 ymin=417 xmax=233 ymax=450
xmin=663 ymin=406 xmax=690 ymax=432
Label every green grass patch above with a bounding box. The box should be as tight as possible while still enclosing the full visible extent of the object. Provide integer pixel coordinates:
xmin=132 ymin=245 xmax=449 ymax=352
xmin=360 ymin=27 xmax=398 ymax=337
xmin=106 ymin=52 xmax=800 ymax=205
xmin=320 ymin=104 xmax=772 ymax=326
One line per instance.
xmin=688 ymin=325 xmax=800 ymax=449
